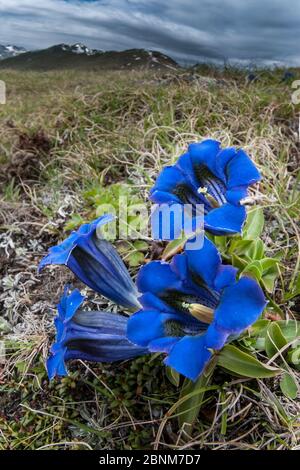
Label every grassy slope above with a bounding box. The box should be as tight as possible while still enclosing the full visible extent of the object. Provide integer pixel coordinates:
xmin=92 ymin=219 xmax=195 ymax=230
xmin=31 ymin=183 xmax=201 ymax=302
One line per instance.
xmin=0 ymin=68 xmax=299 ymax=449
xmin=0 ymin=48 xmax=178 ymax=71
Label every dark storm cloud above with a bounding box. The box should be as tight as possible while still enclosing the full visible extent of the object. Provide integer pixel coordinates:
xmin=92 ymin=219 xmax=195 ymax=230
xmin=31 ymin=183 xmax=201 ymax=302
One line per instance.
xmin=0 ymin=0 xmax=299 ymax=65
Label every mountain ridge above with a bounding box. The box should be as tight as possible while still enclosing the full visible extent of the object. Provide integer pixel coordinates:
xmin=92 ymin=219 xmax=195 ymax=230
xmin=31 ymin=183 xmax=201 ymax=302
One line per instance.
xmin=0 ymin=43 xmax=178 ymax=71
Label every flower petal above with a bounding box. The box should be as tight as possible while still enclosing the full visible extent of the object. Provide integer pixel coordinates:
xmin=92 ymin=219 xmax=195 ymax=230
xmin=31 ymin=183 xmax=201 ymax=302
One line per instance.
xmin=139 ymin=292 xmax=178 ymax=314
xmin=39 ymin=215 xmax=139 ymax=309
xmin=150 ymin=166 xmax=186 ymax=195
xmin=225 ymin=186 xmax=249 ymax=205
xmin=150 ymin=190 xmax=182 ymax=205
xmin=151 ymin=202 xmax=185 ymax=240
xmin=68 ymin=244 xmax=139 ymax=309
xmin=170 ymin=253 xmax=189 ymax=282
xmin=47 ymin=347 xmax=68 ymax=380
xmin=149 ymin=141 xmax=262 ymax=238
xmin=214 ymin=147 xmax=237 ymax=182
xmin=204 ymin=203 xmax=246 ymax=235
xmin=88 ymin=237 xmax=140 ymax=307
xmin=47 ymin=288 xmax=84 ymax=379
xmin=176 ymin=152 xmax=200 ymax=190
xmin=226 ymin=149 xmax=261 ymax=189
xmin=39 ymin=214 xmax=114 ymax=269
xmin=66 ymin=310 xmax=148 ymax=362
xmin=214 ymin=265 xmax=238 ymax=290
xmin=185 ymin=236 xmax=221 ymax=288
xmin=204 ymin=322 xmax=229 ymax=349
xmin=64 ymin=338 xmax=147 ymax=363
xmin=188 ymin=139 xmax=221 ymax=175
xmin=127 ymin=309 xmax=176 ymax=347
xmin=58 ymin=286 xmax=85 ymax=319
xmin=213 ymin=275 xmax=267 ymax=335
xmin=47 ymin=289 xmax=147 ymax=379
xmin=148 ymin=336 xmax=180 ymax=353
xmin=137 ymin=260 xmax=183 ymax=296
xmin=164 ymin=335 xmax=212 ymax=381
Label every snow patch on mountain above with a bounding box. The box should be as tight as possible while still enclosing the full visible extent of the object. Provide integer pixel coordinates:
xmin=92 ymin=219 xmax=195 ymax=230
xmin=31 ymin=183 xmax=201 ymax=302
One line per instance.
xmin=60 ymin=43 xmax=100 ymax=56
xmin=0 ymin=45 xmax=26 ymax=60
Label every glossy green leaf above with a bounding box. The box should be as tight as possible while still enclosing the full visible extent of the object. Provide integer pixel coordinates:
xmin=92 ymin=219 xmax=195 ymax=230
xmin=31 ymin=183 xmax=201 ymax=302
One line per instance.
xmin=218 ymin=344 xmax=280 ymax=378
xmin=166 ymin=366 xmax=180 ymax=387
xmin=162 ymin=233 xmax=187 ymax=260
xmin=249 ymin=319 xmax=270 ymax=336
xmin=260 ymin=258 xmax=280 ymax=293
xmin=260 ymin=258 xmax=280 ymax=270
xmin=177 ymin=358 xmax=217 ymax=428
xmin=249 ymin=239 xmax=265 ymax=259
xmin=64 ymin=213 xmax=85 ymax=231
xmin=265 ymin=322 xmax=287 ymax=359
xmin=220 ymin=389 xmax=228 ymax=435
xmin=231 ymin=253 xmax=248 ymax=270
xmin=240 ymin=257 xmax=279 ymax=293
xmin=262 ymin=387 xmax=291 ymax=426
xmin=229 ymin=239 xmax=254 ymax=257
xmin=241 ymin=260 xmax=263 ymax=280
xmin=229 ymin=238 xmax=265 ymax=264
xmin=276 ymin=320 xmax=300 ymax=342
xmin=127 ymin=251 xmax=145 ymax=267
xmin=280 ymin=372 xmax=298 ymax=399
xmin=212 ymin=235 xmax=228 ymax=253
xmin=133 ymin=240 xmax=149 ymax=251
xmin=248 ymin=320 xmax=300 ymax=353
xmin=242 ymin=207 xmax=264 ymax=240
xmin=245 ymin=319 xmax=269 ymax=351
xmin=287 ymin=347 xmax=300 ymax=368
xmin=265 ymin=293 xmax=284 ymax=316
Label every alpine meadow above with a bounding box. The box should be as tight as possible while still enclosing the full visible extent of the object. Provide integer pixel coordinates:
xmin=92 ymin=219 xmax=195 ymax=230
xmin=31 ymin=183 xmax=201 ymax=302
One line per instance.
xmin=0 ymin=63 xmax=300 ymax=450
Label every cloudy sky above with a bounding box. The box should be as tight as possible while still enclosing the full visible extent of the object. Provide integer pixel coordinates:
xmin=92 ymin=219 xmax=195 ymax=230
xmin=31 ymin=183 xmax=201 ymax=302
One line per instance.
xmin=0 ymin=0 xmax=300 ymax=65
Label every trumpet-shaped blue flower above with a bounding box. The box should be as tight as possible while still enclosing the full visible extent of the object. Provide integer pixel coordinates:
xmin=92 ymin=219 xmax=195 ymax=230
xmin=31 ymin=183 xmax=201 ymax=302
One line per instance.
xmin=150 ymin=139 xmax=261 ymax=236
xmin=47 ymin=287 xmax=148 ymax=380
xmin=39 ymin=215 xmax=140 ymax=310
xmin=127 ymin=237 xmax=267 ymax=381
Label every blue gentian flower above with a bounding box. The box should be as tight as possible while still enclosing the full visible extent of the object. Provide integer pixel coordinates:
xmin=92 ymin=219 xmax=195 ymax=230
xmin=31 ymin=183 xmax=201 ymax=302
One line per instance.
xmin=39 ymin=215 xmax=140 ymax=310
xmin=127 ymin=237 xmax=267 ymax=381
xmin=150 ymin=139 xmax=261 ymax=236
xmin=47 ymin=287 xmax=148 ymax=380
